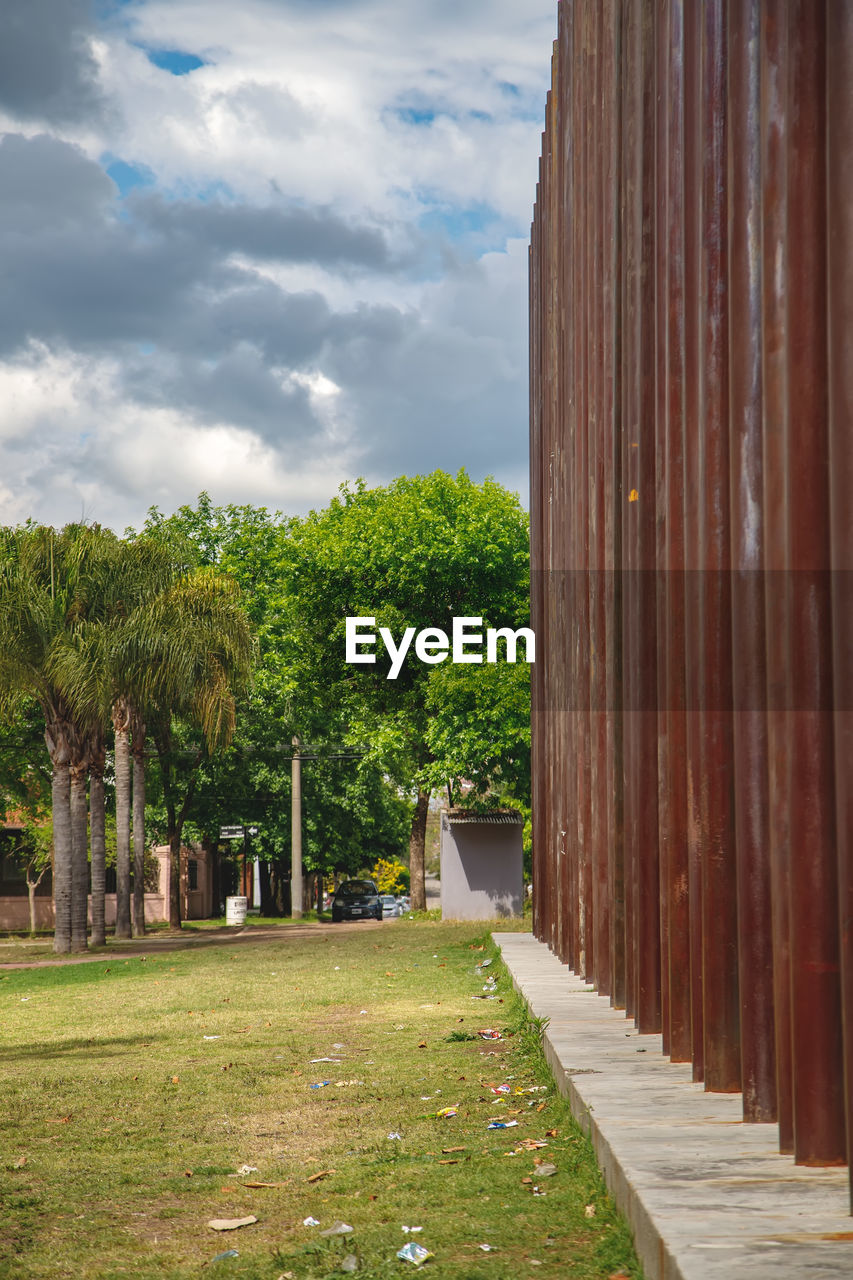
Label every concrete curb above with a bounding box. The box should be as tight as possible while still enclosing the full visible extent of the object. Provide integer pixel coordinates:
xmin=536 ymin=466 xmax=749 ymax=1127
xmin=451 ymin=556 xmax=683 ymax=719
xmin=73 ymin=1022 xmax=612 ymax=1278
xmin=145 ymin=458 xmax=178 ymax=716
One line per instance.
xmin=494 ymin=931 xmax=852 ymax=1280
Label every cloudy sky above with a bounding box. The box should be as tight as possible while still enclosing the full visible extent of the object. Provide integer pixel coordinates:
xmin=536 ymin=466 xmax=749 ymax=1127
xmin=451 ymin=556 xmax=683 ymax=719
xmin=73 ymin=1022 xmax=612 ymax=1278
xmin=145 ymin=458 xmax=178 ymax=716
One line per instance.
xmin=0 ymin=0 xmax=555 ymax=530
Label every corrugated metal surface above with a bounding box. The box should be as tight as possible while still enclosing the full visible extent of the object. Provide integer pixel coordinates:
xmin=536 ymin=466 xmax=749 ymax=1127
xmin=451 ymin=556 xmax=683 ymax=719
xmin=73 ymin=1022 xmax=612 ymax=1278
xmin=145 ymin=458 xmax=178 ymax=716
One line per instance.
xmin=529 ymin=0 xmax=851 ymax=1197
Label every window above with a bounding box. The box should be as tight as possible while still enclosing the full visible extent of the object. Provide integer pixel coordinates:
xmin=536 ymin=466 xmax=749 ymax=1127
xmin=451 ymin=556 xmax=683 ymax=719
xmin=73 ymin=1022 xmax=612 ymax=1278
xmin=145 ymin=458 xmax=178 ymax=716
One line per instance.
xmin=188 ymin=859 xmax=199 ymax=892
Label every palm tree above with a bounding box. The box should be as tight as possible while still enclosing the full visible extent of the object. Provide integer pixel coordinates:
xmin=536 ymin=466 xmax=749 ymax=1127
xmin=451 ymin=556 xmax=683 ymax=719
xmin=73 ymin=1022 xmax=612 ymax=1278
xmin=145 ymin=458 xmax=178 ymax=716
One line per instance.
xmin=52 ymin=534 xmax=192 ymax=939
xmin=142 ymin=568 xmax=254 ymax=928
xmin=0 ymin=525 xmax=107 ymax=953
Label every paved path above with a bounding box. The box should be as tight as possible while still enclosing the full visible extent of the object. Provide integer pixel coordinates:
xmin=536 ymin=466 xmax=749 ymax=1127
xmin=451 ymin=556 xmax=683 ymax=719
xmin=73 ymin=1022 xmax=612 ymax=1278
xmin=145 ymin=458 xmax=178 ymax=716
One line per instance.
xmin=494 ymin=931 xmax=852 ymax=1280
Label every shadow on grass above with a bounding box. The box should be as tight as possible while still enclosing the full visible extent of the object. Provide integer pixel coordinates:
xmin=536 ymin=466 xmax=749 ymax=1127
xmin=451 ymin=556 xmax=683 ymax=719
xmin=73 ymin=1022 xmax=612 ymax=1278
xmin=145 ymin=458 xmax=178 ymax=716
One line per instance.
xmin=0 ymin=1030 xmax=163 ymax=1064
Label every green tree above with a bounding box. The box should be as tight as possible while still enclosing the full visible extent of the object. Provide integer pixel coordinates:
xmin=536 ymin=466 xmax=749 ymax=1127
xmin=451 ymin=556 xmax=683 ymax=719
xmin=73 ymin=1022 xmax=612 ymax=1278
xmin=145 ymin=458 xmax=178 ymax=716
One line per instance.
xmin=281 ymin=470 xmax=530 ymax=909
xmin=0 ymin=525 xmax=116 ymax=953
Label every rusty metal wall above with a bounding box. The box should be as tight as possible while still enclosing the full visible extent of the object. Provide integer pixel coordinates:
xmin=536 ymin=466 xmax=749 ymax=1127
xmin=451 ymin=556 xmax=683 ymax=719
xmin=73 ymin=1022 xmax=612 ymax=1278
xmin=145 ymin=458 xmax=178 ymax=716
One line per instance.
xmin=529 ymin=0 xmax=852 ymax=1194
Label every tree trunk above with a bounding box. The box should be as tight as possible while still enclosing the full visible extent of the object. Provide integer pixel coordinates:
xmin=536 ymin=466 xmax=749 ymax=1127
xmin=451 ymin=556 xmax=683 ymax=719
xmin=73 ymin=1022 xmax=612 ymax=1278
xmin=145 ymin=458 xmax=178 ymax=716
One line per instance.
xmin=409 ymin=789 xmax=430 ymax=912
xmin=70 ymin=756 xmax=89 ymax=951
xmin=131 ymin=712 xmax=146 ymax=937
xmin=45 ymin=717 xmax=73 ymax=954
xmin=26 ymin=876 xmax=42 ymax=936
xmin=169 ymin=831 xmax=183 ymax=929
xmin=259 ymin=858 xmax=273 ymax=915
xmin=113 ymin=699 xmax=132 ymax=939
xmin=90 ymin=734 xmax=107 ymax=947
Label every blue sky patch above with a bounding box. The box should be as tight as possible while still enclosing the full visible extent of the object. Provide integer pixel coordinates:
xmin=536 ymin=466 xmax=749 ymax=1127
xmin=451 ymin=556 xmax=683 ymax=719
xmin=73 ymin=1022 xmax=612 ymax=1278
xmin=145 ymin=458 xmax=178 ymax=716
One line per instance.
xmin=103 ymin=156 xmax=155 ymax=197
xmin=143 ymin=48 xmax=207 ymax=75
xmin=395 ymin=106 xmax=438 ymax=127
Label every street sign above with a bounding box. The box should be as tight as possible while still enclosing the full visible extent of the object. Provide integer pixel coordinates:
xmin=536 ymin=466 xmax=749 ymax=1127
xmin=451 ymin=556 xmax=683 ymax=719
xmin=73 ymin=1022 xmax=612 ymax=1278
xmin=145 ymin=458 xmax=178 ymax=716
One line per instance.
xmin=219 ymin=825 xmax=244 ymax=840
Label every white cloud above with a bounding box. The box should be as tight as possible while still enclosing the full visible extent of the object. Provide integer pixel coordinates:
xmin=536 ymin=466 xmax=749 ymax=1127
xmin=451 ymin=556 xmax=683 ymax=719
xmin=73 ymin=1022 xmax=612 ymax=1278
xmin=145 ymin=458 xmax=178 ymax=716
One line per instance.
xmin=0 ymin=0 xmax=553 ymax=527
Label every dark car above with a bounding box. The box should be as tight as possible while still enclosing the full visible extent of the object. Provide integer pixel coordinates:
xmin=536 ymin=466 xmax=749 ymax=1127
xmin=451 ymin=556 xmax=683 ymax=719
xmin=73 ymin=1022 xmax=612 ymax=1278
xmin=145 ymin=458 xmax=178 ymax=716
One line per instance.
xmin=331 ymin=879 xmax=383 ymax=923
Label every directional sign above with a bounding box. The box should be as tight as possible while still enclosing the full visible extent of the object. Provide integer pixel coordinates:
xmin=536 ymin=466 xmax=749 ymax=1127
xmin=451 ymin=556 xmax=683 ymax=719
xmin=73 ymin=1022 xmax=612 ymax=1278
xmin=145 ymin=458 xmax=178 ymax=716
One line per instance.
xmin=219 ymin=825 xmax=244 ymax=840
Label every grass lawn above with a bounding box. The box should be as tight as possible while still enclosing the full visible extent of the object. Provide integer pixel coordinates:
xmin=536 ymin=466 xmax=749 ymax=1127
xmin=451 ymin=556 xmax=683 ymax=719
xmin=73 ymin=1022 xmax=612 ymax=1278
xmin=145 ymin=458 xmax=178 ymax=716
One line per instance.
xmin=0 ymin=919 xmax=642 ymax=1280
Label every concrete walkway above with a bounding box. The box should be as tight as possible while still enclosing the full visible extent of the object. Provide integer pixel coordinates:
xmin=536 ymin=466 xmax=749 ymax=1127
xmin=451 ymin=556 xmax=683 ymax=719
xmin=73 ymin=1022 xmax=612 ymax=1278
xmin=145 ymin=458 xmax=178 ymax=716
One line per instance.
xmin=494 ymin=931 xmax=852 ymax=1280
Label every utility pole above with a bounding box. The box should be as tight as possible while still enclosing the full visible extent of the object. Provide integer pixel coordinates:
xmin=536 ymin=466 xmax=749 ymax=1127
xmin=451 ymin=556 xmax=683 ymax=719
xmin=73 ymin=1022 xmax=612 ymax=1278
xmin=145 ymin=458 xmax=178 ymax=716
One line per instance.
xmin=291 ymin=735 xmax=303 ymax=919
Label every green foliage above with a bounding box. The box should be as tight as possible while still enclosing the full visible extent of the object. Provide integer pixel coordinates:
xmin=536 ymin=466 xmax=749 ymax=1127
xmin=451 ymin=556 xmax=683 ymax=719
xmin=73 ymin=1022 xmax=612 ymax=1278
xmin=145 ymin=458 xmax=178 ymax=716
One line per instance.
xmin=282 ymin=470 xmax=531 ymax=802
xmin=370 ymin=855 xmax=410 ymax=894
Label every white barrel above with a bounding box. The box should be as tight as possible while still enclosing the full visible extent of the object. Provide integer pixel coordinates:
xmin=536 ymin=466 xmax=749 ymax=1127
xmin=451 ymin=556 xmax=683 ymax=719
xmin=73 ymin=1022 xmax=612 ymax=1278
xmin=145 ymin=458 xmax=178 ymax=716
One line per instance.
xmin=225 ymin=895 xmax=248 ymax=926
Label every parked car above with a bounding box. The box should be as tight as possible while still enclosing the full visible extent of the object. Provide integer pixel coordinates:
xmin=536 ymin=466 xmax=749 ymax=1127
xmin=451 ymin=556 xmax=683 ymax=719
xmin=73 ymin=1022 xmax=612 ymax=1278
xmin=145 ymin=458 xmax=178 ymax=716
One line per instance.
xmin=331 ymin=879 xmax=382 ymax=923
xmin=380 ymin=894 xmax=401 ymax=919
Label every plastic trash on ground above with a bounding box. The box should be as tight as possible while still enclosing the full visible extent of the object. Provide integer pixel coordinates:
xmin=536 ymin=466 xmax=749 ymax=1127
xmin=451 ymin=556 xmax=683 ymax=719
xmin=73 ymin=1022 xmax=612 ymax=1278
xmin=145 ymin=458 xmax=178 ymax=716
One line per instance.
xmin=401 ymin=1226 xmax=423 ymax=1234
xmin=310 ymin=1080 xmax=331 ymax=1088
xmin=397 ymin=1242 xmax=434 ymax=1266
xmin=303 ymin=1216 xmax=320 ymax=1226
xmin=341 ymin=1255 xmax=359 ymax=1273
xmin=211 ymin=1249 xmax=240 ymax=1262
xmin=234 ymin=1164 xmax=259 ymax=1176
xmin=487 ymin=1119 xmax=518 ymax=1129
xmin=320 ymin=1220 xmax=354 ymax=1237
xmin=477 ymin=1029 xmax=503 ymax=1041
xmin=435 ymin=1106 xmax=458 ymax=1119
xmin=387 ymin=1131 xmax=403 ymax=1140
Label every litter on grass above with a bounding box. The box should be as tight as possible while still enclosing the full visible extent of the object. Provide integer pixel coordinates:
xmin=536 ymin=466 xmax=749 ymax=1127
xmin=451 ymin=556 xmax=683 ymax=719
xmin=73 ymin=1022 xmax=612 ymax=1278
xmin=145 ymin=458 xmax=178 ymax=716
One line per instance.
xmin=203 ymin=1035 xmax=221 ymax=1041
xmin=535 ymin=1163 xmax=558 ymax=1177
xmin=303 ymin=1216 xmax=320 ymax=1226
xmin=397 ymin=1242 xmax=434 ymax=1266
xmin=310 ymin=1081 xmax=331 ymax=1088
xmin=487 ymin=1120 xmax=519 ymax=1129
xmin=208 ymin=1217 xmax=258 ymax=1232
xmin=234 ymin=1165 xmax=259 ymax=1176
xmin=401 ymin=1225 xmax=423 ymax=1233
xmin=479 ymin=1244 xmax=494 ymax=1252
xmin=210 ymin=1249 xmax=239 ymax=1262
xmin=477 ymin=1029 xmax=503 ymax=1041
xmin=310 ymin=1057 xmax=343 ymax=1063
xmin=341 ymin=1255 xmax=359 ymax=1273
xmin=319 ymin=1221 xmax=354 ymax=1237
xmin=435 ymin=1107 xmax=458 ymax=1119
xmin=585 ymin=1204 xmax=596 ymax=1218
xmin=488 ymin=1085 xmax=511 ymax=1094
xmin=475 ymin=959 xmax=493 ymax=971
xmin=387 ymin=1131 xmax=403 ymax=1140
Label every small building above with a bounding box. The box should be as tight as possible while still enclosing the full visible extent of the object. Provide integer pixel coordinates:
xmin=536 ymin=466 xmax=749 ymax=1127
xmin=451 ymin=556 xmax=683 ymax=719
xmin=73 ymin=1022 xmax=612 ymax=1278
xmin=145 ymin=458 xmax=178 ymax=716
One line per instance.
xmin=439 ymin=809 xmax=524 ymax=921
xmin=0 ymin=825 xmax=214 ymax=931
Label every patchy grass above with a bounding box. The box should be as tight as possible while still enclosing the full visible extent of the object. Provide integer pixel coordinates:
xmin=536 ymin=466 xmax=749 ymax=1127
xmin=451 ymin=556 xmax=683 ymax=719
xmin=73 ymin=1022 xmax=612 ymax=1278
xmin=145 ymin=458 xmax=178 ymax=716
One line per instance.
xmin=0 ymin=920 xmax=641 ymax=1279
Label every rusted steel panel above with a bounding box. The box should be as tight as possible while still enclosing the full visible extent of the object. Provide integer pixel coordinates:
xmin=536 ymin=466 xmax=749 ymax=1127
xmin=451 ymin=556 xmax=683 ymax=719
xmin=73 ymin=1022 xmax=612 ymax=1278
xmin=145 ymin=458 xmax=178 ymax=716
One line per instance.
xmin=698 ymin=0 xmax=740 ymax=1095
xmin=727 ymin=0 xmax=776 ymax=1122
xmin=655 ymin=0 xmax=672 ymax=1057
xmin=682 ymin=0 xmax=705 ymax=1085
xmin=604 ymin=0 xmax=625 ymax=1013
xmin=528 ymin=0 xmax=848 ymax=1177
xmin=621 ymin=0 xmax=642 ymax=1021
xmin=785 ymin=0 xmax=845 ymax=1167
xmin=759 ymin=0 xmax=793 ymax=1154
xmin=635 ymin=0 xmax=661 ymax=1036
xmin=663 ymin=0 xmax=691 ymax=1064
xmin=827 ymin=0 xmax=853 ymax=1202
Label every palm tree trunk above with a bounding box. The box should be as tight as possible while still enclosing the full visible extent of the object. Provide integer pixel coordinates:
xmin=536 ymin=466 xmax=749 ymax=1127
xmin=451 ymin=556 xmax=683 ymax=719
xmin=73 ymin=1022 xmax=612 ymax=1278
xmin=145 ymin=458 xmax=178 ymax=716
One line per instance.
xmin=45 ymin=715 xmax=73 ymax=954
xmin=70 ymin=755 xmax=89 ymax=951
xmin=132 ymin=712 xmax=146 ymax=937
xmin=90 ymin=733 xmax=107 ymax=947
xmin=408 ymin=789 xmax=430 ymax=912
xmin=50 ymin=758 xmax=73 ymax=953
xmin=113 ymin=700 xmax=132 ymax=939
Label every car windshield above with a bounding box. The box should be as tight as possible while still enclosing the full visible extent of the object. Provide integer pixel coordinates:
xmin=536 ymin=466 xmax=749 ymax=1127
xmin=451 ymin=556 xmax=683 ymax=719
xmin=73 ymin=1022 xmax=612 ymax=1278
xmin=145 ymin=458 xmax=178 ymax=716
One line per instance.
xmin=338 ymin=881 xmax=375 ymax=898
